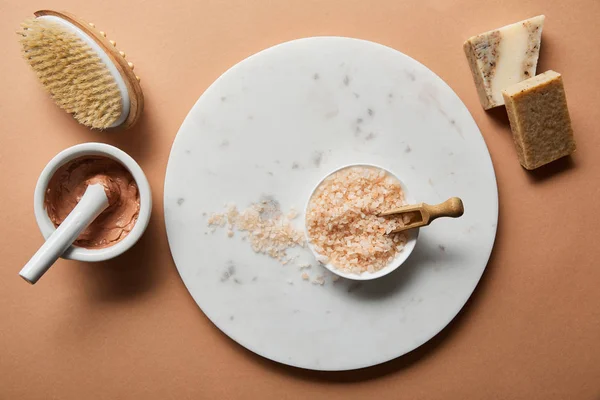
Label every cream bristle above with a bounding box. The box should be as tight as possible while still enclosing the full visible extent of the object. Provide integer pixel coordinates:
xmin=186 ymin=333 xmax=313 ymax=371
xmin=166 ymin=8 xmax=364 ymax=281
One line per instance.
xmin=18 ymin=18 xmax=123 ymax=129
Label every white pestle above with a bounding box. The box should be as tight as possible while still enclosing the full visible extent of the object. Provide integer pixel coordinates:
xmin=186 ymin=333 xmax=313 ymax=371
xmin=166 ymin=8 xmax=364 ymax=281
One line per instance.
xmin=19 ymin=184 xmax=109 ymax=284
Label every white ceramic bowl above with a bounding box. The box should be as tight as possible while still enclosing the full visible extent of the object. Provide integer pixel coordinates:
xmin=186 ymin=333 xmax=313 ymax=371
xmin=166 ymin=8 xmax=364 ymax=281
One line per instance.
xmin=34 ymin=143 xmax=152 ymax=262
xmin=304 ymin=164 xmax=419 ymax=281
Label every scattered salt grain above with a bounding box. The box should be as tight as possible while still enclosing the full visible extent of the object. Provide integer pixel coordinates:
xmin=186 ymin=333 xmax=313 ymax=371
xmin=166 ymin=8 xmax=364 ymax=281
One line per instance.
xmin=207 ymin=197 xmax=305 ymax=263
xmin=207 ymin=213 xmax=226 ymax=227
xmin=287 ymin=207 xmax=298 ymax=219
xmin=312 ymin=275 xmax=326 ymax=285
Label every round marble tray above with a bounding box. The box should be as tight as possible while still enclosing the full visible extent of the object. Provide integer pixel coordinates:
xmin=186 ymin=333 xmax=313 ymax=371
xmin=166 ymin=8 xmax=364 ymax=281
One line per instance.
xmin=164 ymin=37 xmax=498 ymax=371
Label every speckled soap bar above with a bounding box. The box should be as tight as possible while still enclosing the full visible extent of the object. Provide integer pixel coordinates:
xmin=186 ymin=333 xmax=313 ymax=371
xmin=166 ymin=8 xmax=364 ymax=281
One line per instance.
xmin=502 ymin=70 xmax=576 ymax=170
xmin=464 ymin=15 xmax=545 ymax=110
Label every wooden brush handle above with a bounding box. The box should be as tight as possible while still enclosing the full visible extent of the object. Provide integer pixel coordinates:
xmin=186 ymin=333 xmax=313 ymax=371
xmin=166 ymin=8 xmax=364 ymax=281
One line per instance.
xmin=424 ymin=197 xmax=464 ymax=222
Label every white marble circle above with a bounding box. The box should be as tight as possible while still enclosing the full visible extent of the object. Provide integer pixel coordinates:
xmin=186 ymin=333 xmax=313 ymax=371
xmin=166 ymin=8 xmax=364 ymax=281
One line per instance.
xmin=164 ymin=37 xmax=498 ymax=371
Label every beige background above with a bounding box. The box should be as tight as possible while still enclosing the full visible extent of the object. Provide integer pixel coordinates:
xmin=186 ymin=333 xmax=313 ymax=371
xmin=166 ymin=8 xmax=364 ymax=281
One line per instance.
xmin=1 ymin=0 xmax=599 ymax=399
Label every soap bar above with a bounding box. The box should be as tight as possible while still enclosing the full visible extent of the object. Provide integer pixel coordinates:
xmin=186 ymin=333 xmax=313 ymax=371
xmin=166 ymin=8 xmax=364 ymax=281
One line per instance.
xmin=502 ymin=70 xmax=576 ymax=170
xmin=464 ymin=15 xmax=545 ymax=110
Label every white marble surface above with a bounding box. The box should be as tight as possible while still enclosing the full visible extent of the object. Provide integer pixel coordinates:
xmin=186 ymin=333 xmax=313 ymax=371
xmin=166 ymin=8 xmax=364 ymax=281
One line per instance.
xmin=164 ymin=37 xmax=498 ymax=371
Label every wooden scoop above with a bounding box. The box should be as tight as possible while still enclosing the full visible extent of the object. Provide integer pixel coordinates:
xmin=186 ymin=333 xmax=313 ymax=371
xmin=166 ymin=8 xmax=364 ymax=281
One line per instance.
xmin=379 ymin=197 xmax=464 ymax=234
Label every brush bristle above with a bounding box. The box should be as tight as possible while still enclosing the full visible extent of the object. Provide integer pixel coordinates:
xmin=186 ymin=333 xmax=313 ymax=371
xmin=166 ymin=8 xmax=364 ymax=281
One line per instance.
xmin=18 ymin=18 xmax=123 ymax=129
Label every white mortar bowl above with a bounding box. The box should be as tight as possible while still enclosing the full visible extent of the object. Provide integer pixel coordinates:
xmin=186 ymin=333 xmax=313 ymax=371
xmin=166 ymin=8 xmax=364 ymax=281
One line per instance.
xmin=33 ymin=143 xmax=152 ymax=262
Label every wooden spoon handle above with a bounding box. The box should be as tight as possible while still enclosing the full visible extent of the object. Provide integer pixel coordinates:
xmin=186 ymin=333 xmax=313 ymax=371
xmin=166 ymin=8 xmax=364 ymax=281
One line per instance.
xmin=424 ymin=197 xmax=464 ymax=222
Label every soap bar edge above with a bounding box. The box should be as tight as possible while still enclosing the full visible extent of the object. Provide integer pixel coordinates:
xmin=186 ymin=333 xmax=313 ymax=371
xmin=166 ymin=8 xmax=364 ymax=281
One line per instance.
xmin=463 ymin=39 xmax=495 ymax=110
